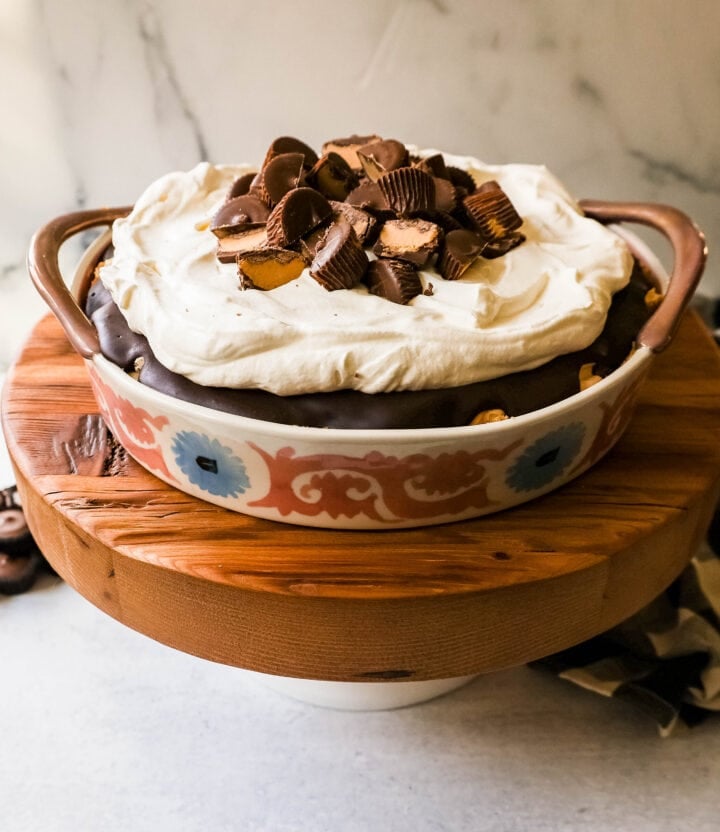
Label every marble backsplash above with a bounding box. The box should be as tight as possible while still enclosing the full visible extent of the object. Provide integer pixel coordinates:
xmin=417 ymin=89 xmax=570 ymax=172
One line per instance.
xmin=1 ymin=0 xmax=719 ymax=372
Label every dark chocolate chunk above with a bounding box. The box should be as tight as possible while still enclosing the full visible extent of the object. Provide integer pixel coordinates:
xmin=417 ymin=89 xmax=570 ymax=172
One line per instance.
xmin=321 ymin=134 xmax=383 ymax=170
xmin=307 ymin=152 xmax=358 ymax=201
xmin=463 ymin=180 xmax=523 ymax=241
xmin=329 ymin=201 xmax=378 ymax=245
xmin=447 ymin=165 xmax=477 ymax=194
xmin=438 ymin=229 xmax=487 ymax=280
xmin=238 ymin=248 xmax=306 ymax=290
xmin=345 ymin=181 xmax=391 ymax=215
xmin=356 ymin=139 xmax=409 ymax=181
xmin=373 ymin=218 xmax=441 ymax=267
xmin=364 ymin=258 xmax=422 ymax=305
xmin=211 ymin=195 xmax=270 ymax=237
xmin=266 ymin=187 xmax=333 ymax=247
xmin=216 ymin=227 xmax=268 ymax=263
xmin=377 ymin=167 xmax=435 ymax=215
xmin=259 ymin=152 xmax=306 ymax=207
xmin=310 ymin=220 xmax=368 ymax=290
xmin=262 ymin=136 xmax=319 ymax=169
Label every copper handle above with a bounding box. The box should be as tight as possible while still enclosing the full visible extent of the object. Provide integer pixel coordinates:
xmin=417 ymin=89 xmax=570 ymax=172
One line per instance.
xmin=27 ymin=207 xmax=132 ymax=359
xmin=579 ymin=200 xmax=707 ymax=352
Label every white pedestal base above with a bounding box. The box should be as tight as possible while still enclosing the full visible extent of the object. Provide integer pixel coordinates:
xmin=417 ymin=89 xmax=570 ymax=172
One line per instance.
xmin=248 ymin=672 xmax=479 ymax=710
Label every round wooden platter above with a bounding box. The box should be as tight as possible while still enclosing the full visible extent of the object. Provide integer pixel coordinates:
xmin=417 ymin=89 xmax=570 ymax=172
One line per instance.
xmin=3 ymin=312 xmax=720 ymax=682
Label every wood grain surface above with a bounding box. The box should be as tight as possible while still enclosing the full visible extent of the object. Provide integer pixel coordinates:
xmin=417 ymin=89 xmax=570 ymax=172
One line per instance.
xmin=3 ymin=312 xmax=720 ymax=681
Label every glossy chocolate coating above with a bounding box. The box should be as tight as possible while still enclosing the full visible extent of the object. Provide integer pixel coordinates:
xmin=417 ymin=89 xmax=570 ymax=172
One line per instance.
xmin=86 ymin=260 xmax=653 ymax=429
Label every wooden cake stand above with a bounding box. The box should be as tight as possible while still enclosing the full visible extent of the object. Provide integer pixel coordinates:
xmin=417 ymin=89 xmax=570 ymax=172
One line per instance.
xmin=3 ymin=312 xmax=720 ymax=684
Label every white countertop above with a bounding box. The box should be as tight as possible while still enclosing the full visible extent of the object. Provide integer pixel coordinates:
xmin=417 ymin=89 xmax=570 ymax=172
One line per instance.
xmin=2 ymin=375 xmax=720 ymax=832
xmin=3 ymin=574 xmax=720 ymax=832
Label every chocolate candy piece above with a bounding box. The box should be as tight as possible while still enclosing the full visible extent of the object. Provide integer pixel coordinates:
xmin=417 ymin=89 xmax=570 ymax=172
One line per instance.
xmin=238 ymin=249 xmax=306 ymax=290
xmin=0 ymin=506 xmax=33 ymax=557
xmin=433 ymin=177 xmax=457 ymax=213
xmin=356 ymin=139 xmax=409 ymax=181
xmin=307 ymin=152 xmax=358 ymax=201
xmin=414 ymin=153 xmax=449 ymax=179
xmin=481 ymin=231 xmax=526 ymax=259
xmin=310 ymin=220 xmax=368 ymax=290
xmin=259 ymin=152 xmax=306 ymax=207
xmin=262 ymin=136 xmax=319 ymax=169
xmin=373 ymin=218 xmax=441 ymax=267
xmin=211 ymin=195 xmax=270 ymax=237
xmin=321 ymin=134 xmax=382 ymax=170
xmin=329 ymin=201 xmax=378 ymax=245
xmin=463 ymin=180 xmax=523 ymax=241
xmin=377 ymin=167 xmax=435 ymax=215
xmin=226 ymin=172 xmax=257 ymax=200
xmin=447 ymin=165 xmax=477 ymax=194
xmin=0 ymin=549 xmax=42 ymax=596
xmin=298 ymin=225 xmax=330 ymax=261
xmin=438 ymin=229 xmax=486 ymax=280
xmin=364 ymin=258 xmax=422 ymax=305
xmin=266 ymin=187 xmax=333 ymax=247
xmin=345 ymin=181 xmax=391 ymax=215
xmin=216 ymin=227 xmax=268 ymax=263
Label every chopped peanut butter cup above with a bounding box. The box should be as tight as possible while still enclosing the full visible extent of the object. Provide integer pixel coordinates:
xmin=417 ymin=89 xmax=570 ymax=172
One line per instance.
xmin=346 ymin=181 xmax=391 ymax=214
xmin=226 ymin=172 xmax=257 ymax=201
xmin=438 ymin=229 xmax=486 ymax=280
xmin=329 ymin=201 xmax=378 ymax=245
xmin=266 ymin=187 xmax=333 ymax=247
xmin=432 ymin=177 xmax=458 ymax=213
xmin=463 ymin=180 xmax=523 ymax=241
xmin=481 ymin=231 xmax=526 ymax=259
xmin=310 ymin=220 xmax=368 ymax=290
xmin=308 ymin=152 xmax=358 ymax=201
xmin=211 ymin=195 xmax=270 ymax=237
xmin=259 ymin=152 xmax=306 ymax=207
xmin=364 ymin=258 xmax=422 ymax=305
xmin=413 ymin=153 xmax=449 ymax=180
xmin=378 ymin=166 xmax=435 ymax=215
xmin=357 ymin=139 xmax=409 ymax=181
xmin=373 ymin=218 xmax=441 ymax=267
xmin=446 ymin=165 xmax=477 ymax=194
xmin=262 ymin=136 xmax=319 ymax=169
xmin=216 ymin=227 xmax=268 ymax=263
xmin=322 ymin=134 xmax=382 ymax=170
xmin=238 ymin=249 xmax=306 ymax=290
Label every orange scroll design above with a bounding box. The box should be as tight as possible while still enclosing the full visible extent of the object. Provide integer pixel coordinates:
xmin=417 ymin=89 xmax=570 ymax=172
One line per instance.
xmin=248 ymin=441 xmax=522 ymax=522
xmin=569 ymin=374 xmax=646 ymax=476
xmin=88 ymin=368 xmax=177 ymax=482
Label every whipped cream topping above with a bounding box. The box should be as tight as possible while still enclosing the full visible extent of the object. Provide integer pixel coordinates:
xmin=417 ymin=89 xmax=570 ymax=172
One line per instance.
xmin=98 ymin=151 xmax=633 ymax=395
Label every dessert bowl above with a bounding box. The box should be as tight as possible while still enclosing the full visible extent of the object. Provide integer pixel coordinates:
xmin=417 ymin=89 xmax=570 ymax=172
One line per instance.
xmin=28 ymin=200 xmax=705 ymax=529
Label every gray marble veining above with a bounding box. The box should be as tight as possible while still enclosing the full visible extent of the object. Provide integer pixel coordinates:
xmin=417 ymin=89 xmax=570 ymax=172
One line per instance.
xmin=2 ymin=0 xmax=719 ymax=370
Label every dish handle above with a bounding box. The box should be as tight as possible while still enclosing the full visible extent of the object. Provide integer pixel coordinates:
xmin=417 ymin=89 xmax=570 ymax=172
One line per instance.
xmin=580 ymin=200 xmax=707 ymax=352
xmin=27 ymin=206 xmax=131 ymax=359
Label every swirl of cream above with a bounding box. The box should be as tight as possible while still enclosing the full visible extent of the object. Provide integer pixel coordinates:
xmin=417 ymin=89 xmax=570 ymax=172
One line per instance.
xmin=98 ymin=151 xmax=632 ymax=395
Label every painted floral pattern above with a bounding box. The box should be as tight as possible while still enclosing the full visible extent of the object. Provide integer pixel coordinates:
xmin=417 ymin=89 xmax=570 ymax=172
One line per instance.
xmin=569 ymin=375 xmax=646 ymax=476
xmin=88 ymin=367 xmax=177 ymax=482
xmin=248 ymin=441 xmax=521 ymax=522
xmin=172 ymin=431 xmax=250 ymax=498
xmin=505 ymin=422 xmax=586 ymax=493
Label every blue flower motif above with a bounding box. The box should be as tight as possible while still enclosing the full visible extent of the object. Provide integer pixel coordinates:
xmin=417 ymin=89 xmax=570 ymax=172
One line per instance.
xmin=506 ymin=422 xmax=586 ymax=493
xmin=171 ymin=431 xmax=250 ymax=498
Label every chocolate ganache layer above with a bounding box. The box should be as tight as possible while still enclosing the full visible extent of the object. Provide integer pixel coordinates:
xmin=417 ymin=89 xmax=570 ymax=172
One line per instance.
xmin=86 ymin=259 xmax=653 ymax=430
